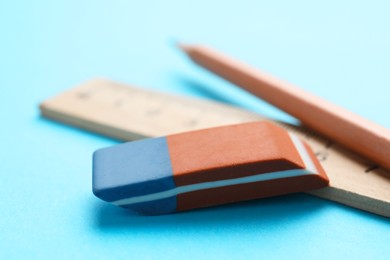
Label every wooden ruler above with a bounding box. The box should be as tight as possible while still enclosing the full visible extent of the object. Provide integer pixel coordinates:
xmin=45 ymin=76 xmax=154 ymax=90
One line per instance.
xmin=40 ymin=79 xmax=390 ymax=217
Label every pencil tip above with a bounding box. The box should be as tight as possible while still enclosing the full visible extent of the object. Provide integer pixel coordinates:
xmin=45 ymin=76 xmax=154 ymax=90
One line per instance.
xmin=167 ymin=38 xmax=190 ymax=53
xmin=176 ymin=42 xmax=190 ymax=52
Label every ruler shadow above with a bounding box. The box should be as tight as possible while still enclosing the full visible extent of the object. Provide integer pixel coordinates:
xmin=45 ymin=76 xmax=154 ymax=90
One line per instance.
xmin=38 ymin=115 xmax=123 ymax=144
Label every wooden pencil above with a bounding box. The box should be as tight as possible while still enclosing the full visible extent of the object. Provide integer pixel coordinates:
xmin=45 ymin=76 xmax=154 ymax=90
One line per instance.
xmin=179 ymin=43 xmax=390 ymax=172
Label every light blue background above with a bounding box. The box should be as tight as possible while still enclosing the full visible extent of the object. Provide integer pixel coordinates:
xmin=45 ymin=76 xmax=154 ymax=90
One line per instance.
xmin=1 ymin=1 xmax=389 ymax=259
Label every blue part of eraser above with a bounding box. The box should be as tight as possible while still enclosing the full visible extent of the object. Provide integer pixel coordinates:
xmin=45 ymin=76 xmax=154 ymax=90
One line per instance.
xmin=92 ymin=137 xmax=176 ymax=214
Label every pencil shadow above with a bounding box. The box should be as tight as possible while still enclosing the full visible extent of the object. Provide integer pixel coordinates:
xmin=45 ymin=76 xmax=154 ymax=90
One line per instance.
xmin=174 ymin=74 xmax=245 ymax=108
xmin=93 ymin=194 xmax=328 ymax=232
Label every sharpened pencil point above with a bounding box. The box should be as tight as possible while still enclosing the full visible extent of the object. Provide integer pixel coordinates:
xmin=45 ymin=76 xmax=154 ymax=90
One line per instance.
xmin=168 ymin=38 xmax=180 ymax=49
xmin=176 ymin=42 xmax=191 ymax=53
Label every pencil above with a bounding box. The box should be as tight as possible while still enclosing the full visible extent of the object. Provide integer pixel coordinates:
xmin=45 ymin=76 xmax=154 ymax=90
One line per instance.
xmin=179 ymin=43 xmax=390 ymax=172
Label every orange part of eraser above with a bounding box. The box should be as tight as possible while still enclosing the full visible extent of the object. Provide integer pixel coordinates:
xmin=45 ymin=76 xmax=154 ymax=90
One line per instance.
xmin=167 ymin=121 xmax=329 ymax=211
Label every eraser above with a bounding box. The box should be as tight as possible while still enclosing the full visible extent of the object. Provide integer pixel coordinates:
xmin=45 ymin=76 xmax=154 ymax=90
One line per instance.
xmin=93 ymin=121 xmax=329 ymax=214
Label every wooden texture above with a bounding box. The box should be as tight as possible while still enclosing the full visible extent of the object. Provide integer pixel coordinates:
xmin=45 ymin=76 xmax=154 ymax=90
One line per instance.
xmin=40 ymin=79 xmax=390 ymax=217
xmin=179 ymin=44 xmax=390 ymax=174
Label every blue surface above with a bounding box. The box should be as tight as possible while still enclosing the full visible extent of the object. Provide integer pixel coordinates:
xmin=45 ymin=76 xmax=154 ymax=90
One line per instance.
xmin=93 ymin=137 xmax=176 ymax=214
xmin=1 ymin=1 xmax=389 ymax=259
